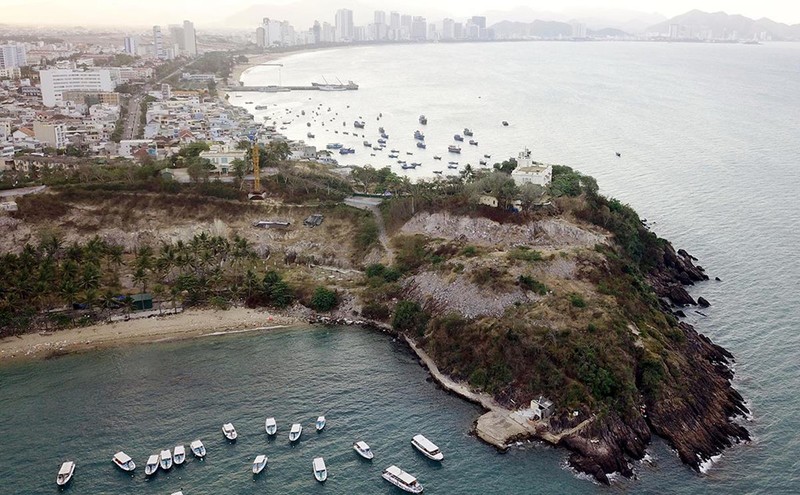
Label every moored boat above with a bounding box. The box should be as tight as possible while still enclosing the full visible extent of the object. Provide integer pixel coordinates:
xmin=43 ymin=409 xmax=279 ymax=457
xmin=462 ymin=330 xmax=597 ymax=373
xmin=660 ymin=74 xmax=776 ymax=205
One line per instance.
xmin=382 ymin=465 xmax=423 ymax=493
xmin=159 ymin=449 xmax=173 ymax=470
xmin=252 ymin=454 xmax=268 ymax=474
xmin=173 ymin=445 xmax=186 ymax=466
xmin=307 ymin=132 xmax=315 ymax=138
xmin=354 ymin=121 xmax=365 ymax=128
xmin=222 ymin=423 xmax=238 ymax=441
xmin=56 ymin=461 xmax=75 ymax=486
xmin=313 ymin=457 xmax=328 ymax=482
xmin=454 ymin=134 xmax=464 ymax=142
xmin=502 ymin=121 xmax=509 ymax=126
xmin=364 ymin=140 xmax=372 ymax=147
xmin=353 ymin=441 xmax=374 ymax=459
xmin=419 ymin=115 xmax=427 ymax=125
xmin=448 ymin=145 xmax=461 ymax=154
xmin=112 ymin=451 xmax=136 ymax=472
xmin=469 ymin=139 xmax=478 ymax=146
xmin=411 ymin=434 xmax=443 ymax=461
xmin=433 ymin=156 xmax=442 ymax=160
xmin=414 ymin=130 xmax=425 ymax=140
xmin=265 ymin=417 xmax=277 ymax=435
xmin=145 ymin=455 xmax=159 ymax=476
xmin=289 ymin=423 xmax=302 ymax=442
xmin=417 ymin=142 xmax=426 ymax=149
xmin=464 ymin=128 xmax=474 ymax=136
xmin=190 ymin=440 xmax=206 ymax=458
xmin=316 ymin=416 xmax=326 ymax=431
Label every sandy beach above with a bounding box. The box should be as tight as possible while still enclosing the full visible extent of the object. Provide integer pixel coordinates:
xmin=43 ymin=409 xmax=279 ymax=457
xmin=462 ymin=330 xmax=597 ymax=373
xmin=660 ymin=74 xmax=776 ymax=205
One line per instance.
xmin=0 ymin=307 xmax=304 ymax=364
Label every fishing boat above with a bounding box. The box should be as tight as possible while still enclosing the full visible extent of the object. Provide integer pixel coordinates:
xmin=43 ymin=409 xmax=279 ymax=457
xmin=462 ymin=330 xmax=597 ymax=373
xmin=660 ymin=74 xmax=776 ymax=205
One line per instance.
xmin=382 ymin=465 xmax=423 ymax=493
xmin=222 ymin=423 xmax=238 ymax=441
xmin=307 ymin=133 xmax=315 ymax=138
xmin=112 ymin=452 xmax=136 ymax=472
xmin=479 ymin=160 xmax=488 ymax=165
xmin=463 ymin=128 xmax=474 ymax=136
xmin=364 ymin=140 xmax=372 ymax=147
xmin=454 ymin=134 xmax=464 ymax=142
xmin=484 ymin=154 xmax=491 ymax=159
xmin=389 ymin=153 xmax=399 ymax=159
xmin=56 ymin=461 xmax=75 ymax=486
xmin=401 ymin=163 xmax=414 ymax=169
xmin=502 ymin=121 xmax=509 ymax=126
xmin=448 ymin=145 xmax=461 ymax=154
xmin=190 ymin=440 xmax=206 ymax=458
xmin=416 ymin=142 xmax=426 ymax=149
xmin=252 ymin=455 xmax=268 ymax=474
xmin=377 ymin=138 xmax=387 ymax=145
xmin=145 ymin=455 xmax=159 ymax=476
xmin=316 ymin=416 xmax=326 ymax=431
xmin=159 ymin=449 xmax=173 ymax=470
xmin=381 ymin=133 xmax=389 ymax=139
xmin=411 ymin=162 xmax=422 ymax=168
xmin=289 ymin=423 xmax=302 ymax=442
xmin=469 ymin=140 xmax=478 ymax=146
xmin=419 ymin=115 xmax=427 ymax=125
xmin=173 ymin=445 xmax=186 ymax=466
xmin=378 ymin=126 xmax=385 ymax=134
xmin=373 ymin=146 xmax=382 ymax=151
xmin=354 ymin=121 xmax=365 ymax=128
xmin=448 ymin=163 xmax=459 ymax=169
xmin=313 ymin=457 xmax=328 ymax=482
xmin=414 ymin=130 xmax=425 ymax=140
xmin=411 ymin=435 xmax=443 ymax=461
xmin=353 ymin=441 xmax=374 ymax=460
xmin=433 ymin=156 xmax=442 ymax=160
xmin=326 ymin=143 xmax=343 ymax=149
xmin=265 ymin=417 xmax=277 ymax=435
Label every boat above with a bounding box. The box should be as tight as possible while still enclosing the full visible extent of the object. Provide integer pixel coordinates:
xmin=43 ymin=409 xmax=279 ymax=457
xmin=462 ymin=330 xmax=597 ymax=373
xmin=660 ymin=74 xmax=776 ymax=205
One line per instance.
xmin=245 ymin=101 xmax=253 ymax=104
xmin=373 ymin=146 xmax=382 ymax=151
xmin=416 ymin=142 xmax=426 ymax=149
xmin=353 ymin=441 xmax=374 ymax=460
xmin=433 ymin=170 xmax=442 ymax=175
xmin=313 ymin=457 xmax=328 ymax=482
xmin=433 ymin=156 xmax=442 ymax=160
xmin=381 ymin=133 xmax=389 ymax=139
xmin=171 ymin=492 xmax=184 ymax=495
xmin=419 ymin=115 xmax=427 ymax=125
xmin=401 ymin=163 xmax=414 ymax=169
xmin=364 ymin=140 xmax=372 ymax=147
xmin=354 ymin=121 xmax=365 ymax=129
xmin=616 ymin=152 xmax=621 ymax=157
xmin=222 ymin=423 xmax=238 ymax=441
xmin=313 ymin=80 xmax=359 ymax=91
xmin=448 ymin=163 xmax=459 ymax=169
xmin=159 ymin=449 xmax=173 ymax=470
xmin=469 ymin=140 xmax=478 ymax=146
xmin=339 ymin=147 xmax=355 ymax=155
xmin=411 ymin=434 xmax=443 ymax=461
xmin=307 ymin=133 xmax=315 ymax=138
xmin=173 ymin=445 xmax=185 ymax=466
xmin=289 ymin=423 xmax=302 ymax=442
xmin=255 ymin=105 xmax=268 ymax=110
xmin=484 ymin=154 xmax=491 ymax=159
xmin=265 ymin=417 xmax=277 ymax=435
xmin=448 ymin=145 xmax=461 ymax=154
xmin=377 ymin=138 xmax=387 ymax=144
xmin=502 ymin=121 xmax=509 ymax=126
xmin=145 ymin=455 xmax=159 ymax=476
xmin=454 ymin=134 xmax=464 ymax=142
xmin=326 ymin=143 xmax=343 ymax=149
xmin=406 ymin=151 xmax=414 ymax=155
xmin=378 ymin=127 xmax=385 ymax=134
xmin=389 ymin=153 xmax=399 ymax=159
xmin=190 ymin=440 xmax=206 ymax=458
xmin=56 ymin=461 xmax=75 ymax=486
xmin=414 ymin=130 xmax=425 ymax=140
xmin=464 ymin=128 xmax=474 ymax=136
xmin=252 ymin=454 xmax=268 ymax=474
xmin=112 ymin=451 xmax=136 ymax=472
xmin=316 ymin=416 xmax=326 ymax=431
xmin=411 ymin=162 xmax=422 ymax=167
xmin=479 ymin=160 xmax=488 ymax=165
xmin=382 ymin=465 xmax=423 ymax=493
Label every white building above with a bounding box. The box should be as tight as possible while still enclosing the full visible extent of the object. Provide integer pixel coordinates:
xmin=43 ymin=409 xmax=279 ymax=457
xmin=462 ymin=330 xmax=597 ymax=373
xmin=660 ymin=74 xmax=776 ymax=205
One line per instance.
xmin=39 ymin=68 xmax=115 ymax=107
xmin=123 ymin=36 xmax=138 ymax=56
xmin=0 ymin=44 xmax=27 ymax=69
xmin=200 ymin=146 xmax=246 ymax=174
xmin=260 ymin=18 xmax=284 ymax=47
xmin=511 ymin=148 xmax=553 ymax=187
xmin=153 ymin=26 xmax=166 ymax=60
xmin=335 ymin=9 xmax=354 ymax=41
xmin=33 ymin=121 xmax=68 ymax=149
xmin=442 ymin=19 xmax=455 ymax=40
xmin=183 ymin=20 xmax=197 ymax=55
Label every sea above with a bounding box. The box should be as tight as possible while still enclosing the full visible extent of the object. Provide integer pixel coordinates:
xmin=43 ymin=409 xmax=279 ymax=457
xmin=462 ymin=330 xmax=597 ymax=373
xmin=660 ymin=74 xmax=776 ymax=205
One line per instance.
xmin=2 ymin=41 xmax=799 ymax=494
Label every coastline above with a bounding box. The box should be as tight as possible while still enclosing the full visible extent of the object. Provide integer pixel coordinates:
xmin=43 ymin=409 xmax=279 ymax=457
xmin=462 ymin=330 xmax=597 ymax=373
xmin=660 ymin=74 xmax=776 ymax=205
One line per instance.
xmin=0 ymin=307 xmax=303 ymax=364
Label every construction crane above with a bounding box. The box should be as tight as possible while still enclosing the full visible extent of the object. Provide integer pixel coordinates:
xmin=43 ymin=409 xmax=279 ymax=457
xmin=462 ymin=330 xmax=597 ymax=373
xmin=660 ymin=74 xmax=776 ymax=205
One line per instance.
xmin=248 ymin=138 xmax=265 ymax=200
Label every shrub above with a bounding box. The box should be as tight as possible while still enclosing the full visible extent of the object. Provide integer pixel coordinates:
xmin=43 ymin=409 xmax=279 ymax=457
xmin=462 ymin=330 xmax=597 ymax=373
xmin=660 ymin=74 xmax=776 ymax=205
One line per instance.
xmin=365 ymin=263 xmax=386 ymax=278
xmin=461 ymin=245 xmax=478 ymax=257
xmin=518 ymin=275 xmax=548 ymax=295
xmin=361 ymin=302 xmax=390 ymax=321
xmin=310 ymin=287 xmax=338 ymax=312
xmin=392 ymin=300 xmax=428 ymax=336
xmin=570 ymin=293 xmax=587 ymax=308
xmin=509 ymin=247 xmax=544 ymax=262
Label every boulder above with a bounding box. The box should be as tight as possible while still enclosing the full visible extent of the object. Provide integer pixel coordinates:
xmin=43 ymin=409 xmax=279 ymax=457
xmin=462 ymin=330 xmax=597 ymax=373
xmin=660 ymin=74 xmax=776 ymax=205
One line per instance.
xmin=697 ymin=297 xmax=711 ymax=308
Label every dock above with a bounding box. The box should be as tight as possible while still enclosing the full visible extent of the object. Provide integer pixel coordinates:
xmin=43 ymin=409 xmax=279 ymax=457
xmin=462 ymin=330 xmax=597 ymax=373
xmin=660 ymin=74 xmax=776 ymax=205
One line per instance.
xmin=227 ymin=82 xmax=358 ymax=93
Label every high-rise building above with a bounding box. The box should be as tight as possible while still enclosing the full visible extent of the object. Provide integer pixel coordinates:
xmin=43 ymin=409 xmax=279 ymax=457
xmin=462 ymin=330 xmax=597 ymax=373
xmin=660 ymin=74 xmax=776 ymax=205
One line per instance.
xmin=470 ymin=16 xmax=487 ymax=30
xmin=411 ymin=17 xmax=427 ymax=41
xmin=123 ymin=36 xmax=138 ymax=56
xmin=374 ymin=11 xmax=386 ymax=26
xmin=256 ymin=26 xmax=266 ymax=47
xmin=322 ymin=22 xmax=335 ymax=43
xmin=0 ymin=44 xmax=27 ymax=69
xmin=454 ymin=22 xmax=463 ymax=39
xmin=169 ymin=24 xmax=185 ymax=52
xmin=389 ymin=12 xmax=400 ymax=30
xmin=153 ymin=26 xmax=166 ymax=60
xmin=183 ymin=20 xmax=197 ymax=56
xmin=442 ymin=18 xmax=455 ymax=40
xmin=39 ymin=68 xmax=115 ymax=107
xmin=571 ymin=23 xmax=587 ymax=38
xmin=335 ymin=9 xmax=354 ymax=41
xmin=312 ymin=21 xmax=321 ymax=44
xmin=260 ymin=18 xmax=283 ymax=46
xmin=33 ymin=122 xmax=67 ymax=149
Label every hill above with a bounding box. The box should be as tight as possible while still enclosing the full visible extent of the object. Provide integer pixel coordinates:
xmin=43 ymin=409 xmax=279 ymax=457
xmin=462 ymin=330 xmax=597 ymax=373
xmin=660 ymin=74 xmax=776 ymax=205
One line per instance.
xmin=647 ymin=9 xmax=800 ymax=40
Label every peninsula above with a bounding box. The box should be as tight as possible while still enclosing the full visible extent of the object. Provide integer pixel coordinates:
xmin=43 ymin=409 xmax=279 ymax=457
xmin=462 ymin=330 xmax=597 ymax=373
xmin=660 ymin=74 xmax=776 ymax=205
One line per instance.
xmin=0 ymin=157 xmax=749 ymax=484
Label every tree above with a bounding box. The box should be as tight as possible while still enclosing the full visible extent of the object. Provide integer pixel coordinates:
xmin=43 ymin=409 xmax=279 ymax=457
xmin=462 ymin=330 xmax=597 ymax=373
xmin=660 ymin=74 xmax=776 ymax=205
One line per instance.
xmin=519 ymin=183 xmax=546 ymax=206
xmin=186 ymin=159 xmax=213 ymax=183
xmin=310 ymin=287 xmax=338 ymax=312
xmin=493 ymin=157 xmax=518 ymax=174
xmin=392 ymin=300 xmax=428 ymax=336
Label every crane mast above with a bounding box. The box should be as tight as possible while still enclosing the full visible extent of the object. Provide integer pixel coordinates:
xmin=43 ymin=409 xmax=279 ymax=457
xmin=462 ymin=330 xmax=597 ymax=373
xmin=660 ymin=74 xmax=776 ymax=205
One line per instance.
xmin=248 ymin=139 xmax=265 ymax=200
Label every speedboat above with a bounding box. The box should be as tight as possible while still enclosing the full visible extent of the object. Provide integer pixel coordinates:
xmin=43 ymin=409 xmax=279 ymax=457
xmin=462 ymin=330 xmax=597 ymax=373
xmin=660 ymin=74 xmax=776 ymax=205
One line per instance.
xmin=112 ymin=451 xmax=136 ymax=472
xmin=222 ymin=423 xmax=238 ymax=441
xmin=145 ymin=455 xmax=159 ymax=476
xmin=173 ymin=445 xmax=186 ymax=466
xmin=252 ymin=454 xmax=268 ymax=474
xmin=313 ymin=457 xmax=327 ymax=482
xmin=289 ymin=423 xmax=302 ymax=442
xmin=171 ymin=492 xmax=184 ymax=495
xmin=469 ymin=139 xmax=478 ymax=146
xmin=190 ymin=440 xmax=206 ymax=458
xmin=390 ymin=149 xmax=400 ymax=153
xmin=265 ymin=417 xmax=277 ymax=435
xmin=406 ymin=151 xmax=414 ymax=155
xmin=353 ymin=441 xmax=374 ymax=459
xmin=159 ymin=449 xmax=173 ymax=470
xmin=56 ymin=461 xmax=75 ymax=486
xmin=411 ymin=434 xmax=443 ymax=461
xmin=401 ymin=163 xmax=413 ymax=169
xmin=454 ymin=134 xmax=464 ymax=142
xmin=464 ymin=128 xmax=474 ymax=136
xmin=416 ymin=142 xmax=426 ymax=149
xmin=382 ymin=465 xmax=423 ymax=493
xmin=316 ymin=416 xmax=326 ymax=431
xmin=448 ymin=145 xmax=461 ymax=154
xmin=433 ymin=170 xmax=442 ymax=175
xmin=373 ymin=146 xmax=382 ymax=151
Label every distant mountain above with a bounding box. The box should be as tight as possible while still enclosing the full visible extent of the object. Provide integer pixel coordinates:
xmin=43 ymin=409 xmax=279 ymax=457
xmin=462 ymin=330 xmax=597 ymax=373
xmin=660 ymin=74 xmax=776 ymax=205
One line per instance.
xmin=490 ymin=20 xmax=572 ymax=39
xmin=588 ymin=28 xmax=631 ymax=38
xmin=647 ymin=10 xmax=800 ymax=40
xmin=485 ymin=7 xmax=664 ymax=33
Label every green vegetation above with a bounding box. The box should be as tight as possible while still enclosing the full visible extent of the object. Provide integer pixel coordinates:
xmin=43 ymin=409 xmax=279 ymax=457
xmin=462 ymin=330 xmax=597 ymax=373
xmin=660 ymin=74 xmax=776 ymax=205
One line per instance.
xmin=517 ymin=275 xmax=548 ymax=295
xmin=392 ymin=301 xmax=428 ymax=336
xmin=310 ymin=287 xmax=338 ymax=312
xmin=508 ymin=246 xmax=544 ymax=262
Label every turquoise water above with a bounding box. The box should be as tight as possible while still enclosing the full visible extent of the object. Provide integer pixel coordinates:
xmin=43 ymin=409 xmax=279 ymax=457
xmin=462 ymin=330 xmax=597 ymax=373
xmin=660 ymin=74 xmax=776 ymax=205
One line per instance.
xmin=2 ymin=41 xmax=800 ymax=493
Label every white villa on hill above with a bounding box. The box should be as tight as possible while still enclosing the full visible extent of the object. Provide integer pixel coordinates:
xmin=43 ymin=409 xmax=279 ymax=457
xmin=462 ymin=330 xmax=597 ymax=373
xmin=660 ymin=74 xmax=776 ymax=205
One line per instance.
xmin=511 ymin=148 xmax=552 ymax=187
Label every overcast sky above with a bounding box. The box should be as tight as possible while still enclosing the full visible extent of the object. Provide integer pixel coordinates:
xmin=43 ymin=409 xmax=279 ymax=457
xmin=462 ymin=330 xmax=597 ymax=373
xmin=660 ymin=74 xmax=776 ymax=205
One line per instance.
xmin=1 ymin=0 xmax=799 ymax=27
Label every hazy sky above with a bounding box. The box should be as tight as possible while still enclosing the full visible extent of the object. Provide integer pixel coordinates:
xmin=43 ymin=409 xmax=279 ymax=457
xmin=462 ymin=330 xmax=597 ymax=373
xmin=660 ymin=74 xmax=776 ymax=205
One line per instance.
xmin=1 ymin=0 xmax=799 ymax=27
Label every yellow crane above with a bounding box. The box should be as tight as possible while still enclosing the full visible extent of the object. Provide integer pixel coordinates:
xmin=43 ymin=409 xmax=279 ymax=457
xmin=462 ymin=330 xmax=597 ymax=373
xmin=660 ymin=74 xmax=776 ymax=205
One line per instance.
xmin=248 ymin=139 xmax=266 ymax=200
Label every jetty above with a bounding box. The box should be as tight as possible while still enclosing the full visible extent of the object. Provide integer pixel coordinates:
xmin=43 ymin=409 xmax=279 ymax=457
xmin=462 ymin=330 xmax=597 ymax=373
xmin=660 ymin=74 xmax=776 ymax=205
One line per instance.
xmin=227 ymin=81 xmax=359 ymax=93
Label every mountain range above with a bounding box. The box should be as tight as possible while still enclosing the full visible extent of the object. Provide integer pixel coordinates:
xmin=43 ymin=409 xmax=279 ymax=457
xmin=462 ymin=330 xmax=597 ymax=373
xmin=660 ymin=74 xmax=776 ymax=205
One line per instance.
xmin=646 ymin=10 xmax=800 ymax=39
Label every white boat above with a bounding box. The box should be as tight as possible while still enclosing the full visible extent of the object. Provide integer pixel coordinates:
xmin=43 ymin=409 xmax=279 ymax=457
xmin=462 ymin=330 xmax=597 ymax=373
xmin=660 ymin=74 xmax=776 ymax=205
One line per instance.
xmin=289 ymin=423 xmax=302 ymax=442
xmin=411 ymin=434 xmax=444 ymax=461
xmin=171 ymin=492 xmax=184 ymax=495
xmin=145 ymin=454 xmax=159 ymax=476
xmin=252 ymin=454 xmax=268 ymax=474
xmin=173 ymin=445 xmax=186 ymax=465
xmin=112 ymin=451 xmax=136 ymax=472
xmin=265 ymin=417 xmax=277 ymax=435
xmin=353 ymin=441 xmax=374 ymax=460
xmin=159 ymin=449 xmax=173 ymax=470
xmin=382 ymin=465 xmax=423 ymax=493
xmin=315 ymin=416 xmax=326 ymax=431
xmin=313 ymin=457 xmax=327 ymax=482
xmin=222 ymin=423 xmax=238 ymax=441
xmin=190 ymin=439 xmax=206 ymax=458
xmin=56 ymin=461 xmax=75 ymax=486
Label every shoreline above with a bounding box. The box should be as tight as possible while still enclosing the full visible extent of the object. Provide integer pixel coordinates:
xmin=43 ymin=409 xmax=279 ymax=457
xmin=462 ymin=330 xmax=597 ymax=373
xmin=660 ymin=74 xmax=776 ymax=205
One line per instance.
xmin=0 ymin=307 xmax=303 ymax=364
